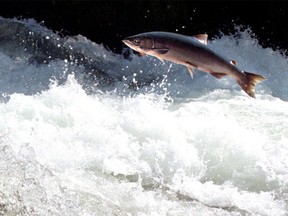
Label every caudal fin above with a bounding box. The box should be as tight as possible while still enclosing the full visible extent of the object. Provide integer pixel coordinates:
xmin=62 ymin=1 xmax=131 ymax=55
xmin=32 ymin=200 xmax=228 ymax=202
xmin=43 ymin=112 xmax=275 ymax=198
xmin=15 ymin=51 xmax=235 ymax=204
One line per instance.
xmin=237 ymin=72 xmax=266 ymax=98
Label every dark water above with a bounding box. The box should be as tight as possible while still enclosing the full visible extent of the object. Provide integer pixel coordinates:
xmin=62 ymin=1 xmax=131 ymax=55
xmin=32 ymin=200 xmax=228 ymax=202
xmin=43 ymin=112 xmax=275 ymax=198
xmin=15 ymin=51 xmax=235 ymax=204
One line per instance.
xmin=0 ymin=7 xmax=287 ymax=215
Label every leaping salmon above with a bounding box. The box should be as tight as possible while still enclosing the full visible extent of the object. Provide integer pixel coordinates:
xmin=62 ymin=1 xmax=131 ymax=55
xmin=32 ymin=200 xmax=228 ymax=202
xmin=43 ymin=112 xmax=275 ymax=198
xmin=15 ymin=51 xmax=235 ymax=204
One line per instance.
xmin=122 ymin=31 xmax=266 ymax=98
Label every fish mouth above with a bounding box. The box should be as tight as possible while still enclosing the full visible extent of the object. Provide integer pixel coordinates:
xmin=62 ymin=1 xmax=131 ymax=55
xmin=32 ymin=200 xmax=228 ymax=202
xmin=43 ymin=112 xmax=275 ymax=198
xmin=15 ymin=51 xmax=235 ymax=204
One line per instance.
xmin=122 ymin=39 xmax=138 ymax=50
xmin=122 ymin=39 xmax=133 ymax=46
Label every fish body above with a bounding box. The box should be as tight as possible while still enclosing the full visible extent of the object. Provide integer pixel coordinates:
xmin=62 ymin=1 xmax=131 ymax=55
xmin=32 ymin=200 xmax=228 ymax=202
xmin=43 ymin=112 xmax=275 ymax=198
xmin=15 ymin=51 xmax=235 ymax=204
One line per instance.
xmin=123 ymin=31 xmax=265 ymax=98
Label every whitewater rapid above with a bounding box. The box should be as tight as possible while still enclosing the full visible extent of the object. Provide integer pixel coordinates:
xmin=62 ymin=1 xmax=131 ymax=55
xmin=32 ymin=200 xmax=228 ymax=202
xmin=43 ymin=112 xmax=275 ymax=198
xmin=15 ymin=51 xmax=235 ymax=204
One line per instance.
xmin=0 ymin=18 xmax=288 ymax=215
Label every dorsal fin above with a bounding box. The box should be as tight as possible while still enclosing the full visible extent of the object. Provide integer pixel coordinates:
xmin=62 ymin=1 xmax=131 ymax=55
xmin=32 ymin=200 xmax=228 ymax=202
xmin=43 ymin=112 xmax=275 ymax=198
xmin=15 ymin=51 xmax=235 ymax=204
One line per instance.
xmin=193 ymin=34 xmax=208 ymax=45
xmin=230 ymin=60 xmax=237 ymax=66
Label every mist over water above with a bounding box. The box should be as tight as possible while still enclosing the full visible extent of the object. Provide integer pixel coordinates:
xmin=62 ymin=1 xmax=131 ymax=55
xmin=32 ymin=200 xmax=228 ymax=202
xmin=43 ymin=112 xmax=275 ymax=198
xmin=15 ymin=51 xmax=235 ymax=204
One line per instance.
xmin=0 ymin=18 xmax=288 ymax=215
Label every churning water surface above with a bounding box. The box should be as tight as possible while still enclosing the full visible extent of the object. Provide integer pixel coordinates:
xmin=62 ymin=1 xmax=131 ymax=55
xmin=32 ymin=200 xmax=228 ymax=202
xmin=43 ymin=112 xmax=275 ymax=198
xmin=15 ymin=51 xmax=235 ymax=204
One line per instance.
xmin=0 ymin=18 xmax=287 ymax=215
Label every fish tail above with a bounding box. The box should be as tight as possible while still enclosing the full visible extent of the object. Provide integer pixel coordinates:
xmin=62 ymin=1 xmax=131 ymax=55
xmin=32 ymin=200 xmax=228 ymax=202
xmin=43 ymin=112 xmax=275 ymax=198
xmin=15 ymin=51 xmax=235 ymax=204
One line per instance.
xmin=237 ymin=71 xmax=266 ymax=98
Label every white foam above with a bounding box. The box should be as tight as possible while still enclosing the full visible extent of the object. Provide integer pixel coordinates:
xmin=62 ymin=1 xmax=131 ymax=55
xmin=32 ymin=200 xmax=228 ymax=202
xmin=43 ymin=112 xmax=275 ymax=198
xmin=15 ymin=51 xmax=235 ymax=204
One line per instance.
xmin=0 ymin=19 xmax=288 ymax=215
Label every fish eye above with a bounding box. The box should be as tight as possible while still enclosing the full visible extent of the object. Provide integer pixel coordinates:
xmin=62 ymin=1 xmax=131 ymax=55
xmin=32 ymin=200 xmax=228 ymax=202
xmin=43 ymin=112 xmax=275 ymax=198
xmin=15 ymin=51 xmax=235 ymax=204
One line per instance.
xmin=133 ymin=39 xmax=140 ymax=44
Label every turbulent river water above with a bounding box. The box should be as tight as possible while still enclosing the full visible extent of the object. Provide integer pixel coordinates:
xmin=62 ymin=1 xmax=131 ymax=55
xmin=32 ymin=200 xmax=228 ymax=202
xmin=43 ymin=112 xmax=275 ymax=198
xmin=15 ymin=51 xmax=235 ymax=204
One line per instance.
xmin=0 ymin=18 xmax=287 ymax=215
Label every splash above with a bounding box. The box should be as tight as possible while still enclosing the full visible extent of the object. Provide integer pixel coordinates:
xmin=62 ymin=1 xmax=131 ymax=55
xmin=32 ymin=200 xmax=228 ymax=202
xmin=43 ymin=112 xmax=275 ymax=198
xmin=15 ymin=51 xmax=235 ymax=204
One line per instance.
xmin=0 ymin=17 xmax=288 ymax=215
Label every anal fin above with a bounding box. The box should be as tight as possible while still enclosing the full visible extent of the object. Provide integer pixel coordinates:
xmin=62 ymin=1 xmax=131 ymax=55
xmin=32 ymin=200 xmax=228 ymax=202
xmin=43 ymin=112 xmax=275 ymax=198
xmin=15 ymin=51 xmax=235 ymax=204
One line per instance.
xmin=210 ymin=72 xmax=227 ymax=79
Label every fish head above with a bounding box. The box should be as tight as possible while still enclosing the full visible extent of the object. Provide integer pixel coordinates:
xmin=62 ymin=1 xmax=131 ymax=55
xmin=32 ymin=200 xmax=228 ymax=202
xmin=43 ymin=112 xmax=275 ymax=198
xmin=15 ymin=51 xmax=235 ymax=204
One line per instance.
xmin=122 ymin=33 xmax=154 ymax=54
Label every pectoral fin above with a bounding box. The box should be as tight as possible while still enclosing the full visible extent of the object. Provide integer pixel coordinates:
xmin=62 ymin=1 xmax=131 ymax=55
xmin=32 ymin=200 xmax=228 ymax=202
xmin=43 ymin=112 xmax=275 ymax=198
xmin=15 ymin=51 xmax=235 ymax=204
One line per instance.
xmin=210 ymin=72 xmax=227 ymax=79
xmin=153 ymin=48 xmax=169 ymax=55
xmin=157 ymin=57 xmax=165 ymax=63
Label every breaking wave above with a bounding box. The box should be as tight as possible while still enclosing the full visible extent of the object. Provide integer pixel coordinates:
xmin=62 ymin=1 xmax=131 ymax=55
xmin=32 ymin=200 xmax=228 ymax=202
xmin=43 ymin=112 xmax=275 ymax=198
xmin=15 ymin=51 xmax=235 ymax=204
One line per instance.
xmin=0 ymin=17 xmax=288 ymax=215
